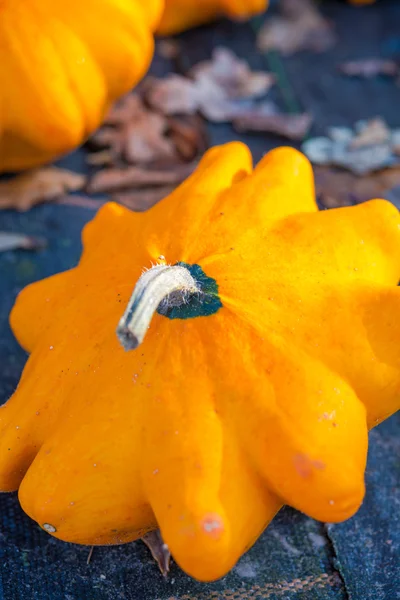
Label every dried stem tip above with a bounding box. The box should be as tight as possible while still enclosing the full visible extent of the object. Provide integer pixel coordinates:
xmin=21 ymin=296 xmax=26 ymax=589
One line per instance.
xmin=117 ymin=264 xmax=199 ymax=351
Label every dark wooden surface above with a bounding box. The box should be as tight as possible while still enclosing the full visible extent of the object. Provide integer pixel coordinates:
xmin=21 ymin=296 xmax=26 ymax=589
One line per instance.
xmin=0 ymin=1 xmax=399 ymax=598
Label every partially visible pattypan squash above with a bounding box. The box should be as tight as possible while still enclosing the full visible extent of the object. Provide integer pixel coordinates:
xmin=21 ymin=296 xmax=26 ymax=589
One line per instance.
xmin=157 ymin=0 xmax=268 ymax=35
xmin=2 ymin=142 xmax=400 ymax=581
xmin=0 ymin=0 xmax=164 ymax=172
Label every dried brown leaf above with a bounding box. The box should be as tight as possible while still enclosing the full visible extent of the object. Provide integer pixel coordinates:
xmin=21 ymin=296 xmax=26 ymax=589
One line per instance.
xmin=234 ymin=111 xmax=312 ymax=140
xmin=167 ymin=115 xmax=208 ymax=161
xmin=92 ymin=113 xmax=177 ymax=165
xmin=87 ymin=162 xmax=197 ymax=194
xmin=338 ymin=59 xmax=399 ymax=79
xmin=189 ymin=47 xmax=275 ymax=99
xmin=144 ymin=74 xmax=199 ymax=116
xmin=112 ymin=185 xmax=177 ymax=212
xmin=0 ymin=168 xmax=86 ymax=211
xmin=257 ymin=0 xmax=335 ymax=56
xmin=104 ymin=93 xmax=145 ymax=126
xmin=315 ymin=165 xmax=400 ymax=209
xmin=0 ymin=232 xmax=46 ymax=253
xmin=141 ymin=530 xmax=171 ymax=577
xmin=92 ymin=93 xmax=179 ymax=165
xmin=144 ymin=48 xmax=274 ymax=123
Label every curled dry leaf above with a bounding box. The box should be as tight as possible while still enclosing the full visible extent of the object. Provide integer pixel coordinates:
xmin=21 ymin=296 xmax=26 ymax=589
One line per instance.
xmin=0 ymin=168 xmax=86 ymax=211
xmin=234 ymin=110 xmax=312 ymax=141
xmin=141 ymin=530 xmax=171 ymax=577
xmin=144 ymin=47 xmax=275 ymax=123
xmin=302 ymin=118 xmax=400 ymax=175
xmin=87 ymin=162 xmax=197 ymax=195
xmin=338 ymin=59 xmax=399 ymax=79
xmin=257 ymin=0 xmax=335 ymax=55
xmin=0 ymin=232 xmax=46 ymax=253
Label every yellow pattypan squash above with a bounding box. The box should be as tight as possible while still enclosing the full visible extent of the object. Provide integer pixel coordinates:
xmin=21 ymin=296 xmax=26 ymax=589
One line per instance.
xmin=0 ymin=0 xmax=164 ymax=173
xmin=157 ymin=0 xmax=268 ymax=35
xmin=1 ymin=142 xmax=400 ymax=581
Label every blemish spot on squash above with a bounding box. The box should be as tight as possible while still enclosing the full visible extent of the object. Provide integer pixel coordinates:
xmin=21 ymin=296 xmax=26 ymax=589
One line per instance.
xmin=293 ymin=454 xmax=326 ymax=479
xmin=42 ymin=523 xmax=57 ymax=533
xmin=201 ymin=514 xmax=224 ymax=539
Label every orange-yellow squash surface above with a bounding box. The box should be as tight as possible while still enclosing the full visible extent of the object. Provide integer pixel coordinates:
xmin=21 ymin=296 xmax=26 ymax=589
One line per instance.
xmin=2 ymin=142 xmax=400 ymax=581
xmin=0 ymin=0 xmax=164 ymax=172
xmin=157 ymin=0 xmax=268 ymax=35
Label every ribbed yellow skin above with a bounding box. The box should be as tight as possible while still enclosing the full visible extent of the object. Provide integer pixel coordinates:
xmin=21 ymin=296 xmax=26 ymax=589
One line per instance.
xmin=0 ymin=0 xmax=164 ymax=172
xmin=1 ymin=143 xmax=399 ymax=581
xmin=157 ymin=0 xmax=268 ymax=35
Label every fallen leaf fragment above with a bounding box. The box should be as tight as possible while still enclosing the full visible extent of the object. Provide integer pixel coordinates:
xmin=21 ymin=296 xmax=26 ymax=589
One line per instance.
xmin=349 ymin=117 xmax=391 ymax=148
xmin=142 ymin=530 xmax=171 ymax=577
xmin=91 ymin=93 xmax=178 ymax=164
xmin=87 ymin=162 xmax=197 ymax=194
xmin=86 ymin=150 xmax=114 ymax=167
xmin=302 ymin=118 xmax=400 ymax=175
xmin=144 ymin=74 xmax=199 ymax=116
xmin=144 ymin=47 xmax=274 ymax=123
xmin=112 ymin=185 xmax=177 ymax=212
xmin=0 ymin=168 xmax=86 ymax=211
xmin=92 ymin=113 xmax=177 ymax=165
xmin=338 ymin=59 xmax=399 ymax=79
xmin=189 ymin=47 xmax=274 ymax=100
xmin=392 ymin=130 xmax=400 ymax=156
xmin=257 ymin=0 xmax=335 ymax=56
xmin=0 ymin=232 xmax=46 ymax=252
xmin=105 ymin=93 xmax=145 ymax=126
xmin=167 ymin=115 xmax=208 ymax=161
xmin=234 ymin=110 xmax=312 ymax=140
xmin=157 ymin=39 xmax=181 ymax=60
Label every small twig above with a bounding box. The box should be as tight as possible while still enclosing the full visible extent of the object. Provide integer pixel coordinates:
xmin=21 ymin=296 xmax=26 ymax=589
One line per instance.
xmin=56 ymin=195 xmax=107 ymax=210
xmin=87 ymin=546 xmax=94 ymax=565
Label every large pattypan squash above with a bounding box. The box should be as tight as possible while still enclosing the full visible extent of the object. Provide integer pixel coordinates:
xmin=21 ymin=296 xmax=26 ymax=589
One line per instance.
xmin=157 ymin=0 xmax=268 ymax=35
xmin=0 ymin=0 xmax=164 ymax=173
xmin=2 ymin=142 xmax=400 ymax=581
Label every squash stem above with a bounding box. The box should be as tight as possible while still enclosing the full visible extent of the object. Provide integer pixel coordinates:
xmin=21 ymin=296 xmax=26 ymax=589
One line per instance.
xmin=117 ymin=264 xmax=199 ymax=351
